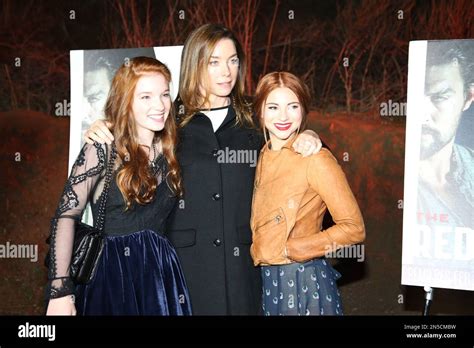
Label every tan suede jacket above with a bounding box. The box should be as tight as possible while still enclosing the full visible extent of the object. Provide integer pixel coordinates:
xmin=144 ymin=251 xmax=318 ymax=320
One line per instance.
xmin=250 ymin=137 xmax=365 ymax=266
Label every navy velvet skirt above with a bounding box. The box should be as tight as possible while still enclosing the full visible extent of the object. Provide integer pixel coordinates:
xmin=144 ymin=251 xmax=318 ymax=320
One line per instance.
xmin=75 ymin=229 xmax=192 ymax=315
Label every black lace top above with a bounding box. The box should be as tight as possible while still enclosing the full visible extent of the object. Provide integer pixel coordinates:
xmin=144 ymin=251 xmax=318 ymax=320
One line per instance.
xmin=46 ymin=142 xmax=177 ymax=299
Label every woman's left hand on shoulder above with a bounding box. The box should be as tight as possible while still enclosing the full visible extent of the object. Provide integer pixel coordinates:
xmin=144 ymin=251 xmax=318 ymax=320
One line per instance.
xmin=293 ymin=130 xmax=322 ymax=157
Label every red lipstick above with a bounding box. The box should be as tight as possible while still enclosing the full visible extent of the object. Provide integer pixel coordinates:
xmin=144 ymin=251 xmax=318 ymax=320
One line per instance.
xmin=274 ymin=123 xmax=291 ymax=131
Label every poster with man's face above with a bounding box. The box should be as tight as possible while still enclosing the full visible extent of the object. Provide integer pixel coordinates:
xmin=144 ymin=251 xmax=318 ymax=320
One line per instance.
xmin=402 ymin=40 xmax=474 ymax=291
xmin=69 ymin=46 xmax=183 ymax=171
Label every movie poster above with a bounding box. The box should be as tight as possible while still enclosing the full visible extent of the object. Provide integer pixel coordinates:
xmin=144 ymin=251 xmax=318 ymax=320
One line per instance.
xmin=402 ymin=39 xmax=474 ymax=291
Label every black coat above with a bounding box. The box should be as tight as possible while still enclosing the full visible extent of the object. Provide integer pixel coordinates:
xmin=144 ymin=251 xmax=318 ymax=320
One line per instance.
xmin=165 ymin=105 xmax=263 ymax=315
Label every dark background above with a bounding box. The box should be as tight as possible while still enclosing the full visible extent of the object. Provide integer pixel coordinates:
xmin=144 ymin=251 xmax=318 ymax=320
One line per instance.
xmin=0 ymin=0 xmax=473 ymax=315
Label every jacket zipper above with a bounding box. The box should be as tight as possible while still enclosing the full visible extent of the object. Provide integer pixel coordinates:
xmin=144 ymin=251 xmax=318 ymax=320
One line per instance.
xmin=257 ymin=213 xmax=283 ymax=229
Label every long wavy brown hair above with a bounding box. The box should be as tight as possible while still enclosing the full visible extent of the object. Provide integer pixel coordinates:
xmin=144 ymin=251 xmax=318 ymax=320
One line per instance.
xmin=178 ymin=23 xmax=254 ymax=128
xmin=104 ymin=56 xmax=182 ymax=210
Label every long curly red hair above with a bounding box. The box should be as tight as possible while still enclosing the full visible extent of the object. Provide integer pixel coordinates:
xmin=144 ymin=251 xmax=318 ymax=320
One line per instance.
xmin=104 ymin=56 xmax=182 ymax=210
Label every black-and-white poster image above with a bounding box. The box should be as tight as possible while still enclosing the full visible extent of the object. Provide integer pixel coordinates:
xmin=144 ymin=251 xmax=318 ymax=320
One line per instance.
xmin=69 ymin=46 xmax=183 ymax=170
xmin=402 ymin=39 xmax=474 ymax=291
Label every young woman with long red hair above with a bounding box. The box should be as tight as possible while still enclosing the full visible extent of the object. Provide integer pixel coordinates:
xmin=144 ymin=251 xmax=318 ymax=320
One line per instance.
xmin=45 ymin=57 xmax=191 ymax=315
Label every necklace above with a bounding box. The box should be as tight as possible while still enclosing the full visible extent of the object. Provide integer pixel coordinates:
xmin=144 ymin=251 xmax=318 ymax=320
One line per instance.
xmin=150 ymin=141 xmax=157 ymax=168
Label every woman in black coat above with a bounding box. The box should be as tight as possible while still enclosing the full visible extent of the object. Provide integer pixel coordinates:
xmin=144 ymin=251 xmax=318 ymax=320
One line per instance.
xmin=85 ymin=24 xmax=321 ymax=315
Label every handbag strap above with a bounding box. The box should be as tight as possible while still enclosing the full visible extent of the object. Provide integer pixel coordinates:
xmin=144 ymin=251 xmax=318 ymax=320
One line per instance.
xmin=95 ymin=143 xmax=117 ymax=231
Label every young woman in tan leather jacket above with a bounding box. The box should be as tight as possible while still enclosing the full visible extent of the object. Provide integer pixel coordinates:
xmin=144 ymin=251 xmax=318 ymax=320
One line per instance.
xmin=251 ymin=72 xmax=366 ymax=315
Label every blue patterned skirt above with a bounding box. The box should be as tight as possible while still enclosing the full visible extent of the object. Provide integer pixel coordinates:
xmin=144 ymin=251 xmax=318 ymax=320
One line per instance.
xmin=261 ymin=258 xmax=343 ymax=316
xmin=75 ymin=229 xmax=192 ymax=315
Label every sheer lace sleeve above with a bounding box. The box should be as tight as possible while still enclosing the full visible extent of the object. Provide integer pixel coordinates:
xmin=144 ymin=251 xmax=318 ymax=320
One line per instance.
xmin=46 ymin=142 xmax=107 ymax=299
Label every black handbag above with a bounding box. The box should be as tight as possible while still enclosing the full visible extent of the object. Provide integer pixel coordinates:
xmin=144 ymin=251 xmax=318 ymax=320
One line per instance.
xmin=45 ymin=144 xmax=117 ymax=285
xmin=68 ymin=221 xmax=105 ymax=284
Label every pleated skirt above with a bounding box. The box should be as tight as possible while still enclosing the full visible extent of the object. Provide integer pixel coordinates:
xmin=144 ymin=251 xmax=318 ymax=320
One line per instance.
xmin=261 ymin=258 xmax=343 ymax=316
